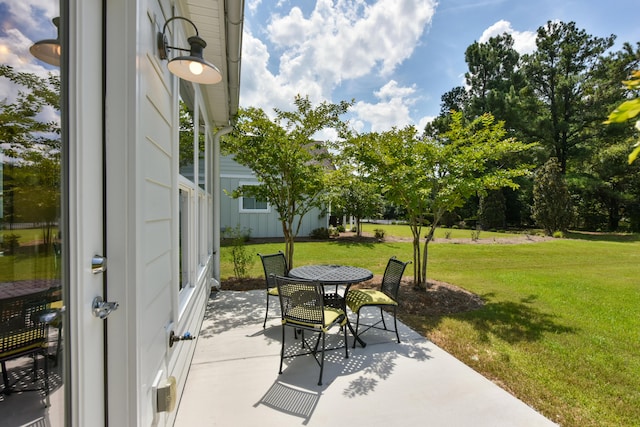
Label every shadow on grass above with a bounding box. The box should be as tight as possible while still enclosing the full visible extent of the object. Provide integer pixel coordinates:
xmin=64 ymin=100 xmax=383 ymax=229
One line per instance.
xmin=461 ymin=293 xmax=577 ymax=344
xmin=565 ymin=231 xmax=640 ymax=243
xmin=328 ymin=237 xmax=377 ymax=249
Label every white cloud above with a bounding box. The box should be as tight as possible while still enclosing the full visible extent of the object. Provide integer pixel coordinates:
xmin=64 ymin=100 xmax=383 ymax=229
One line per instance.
xmin=479 ymin=19 xmax=537 ymax=55
xmin=416 ymin=114 xmax=436 ymax=132
xmin=268 ymin=0 xmax=436 ymax=85
xmin=0 ymin=0 xmax=58 ymax=37
xmin=351 ymin=80 xmax=419 ymax=132
xmin=241 ymin=0 xmax=437 ymax=132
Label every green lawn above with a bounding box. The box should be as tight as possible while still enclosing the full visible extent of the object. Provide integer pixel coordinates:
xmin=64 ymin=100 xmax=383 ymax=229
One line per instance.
xmin=220 ymin=228 xmax=640 ymax=427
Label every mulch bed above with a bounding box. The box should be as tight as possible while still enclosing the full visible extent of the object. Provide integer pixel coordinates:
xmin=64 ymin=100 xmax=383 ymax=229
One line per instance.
xmin=220 ymin=275 xmax=484 ymax=317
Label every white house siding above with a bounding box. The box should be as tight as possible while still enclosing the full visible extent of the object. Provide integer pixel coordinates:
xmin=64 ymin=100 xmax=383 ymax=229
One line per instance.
xmin=220 ymin=155 xmax=329 ymax=239
xmin=104 ymin=0 xmax=214 ymax=425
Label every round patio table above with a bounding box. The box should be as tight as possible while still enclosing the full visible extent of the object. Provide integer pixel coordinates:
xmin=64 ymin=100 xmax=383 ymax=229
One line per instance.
xmin=288 ymin=264 xmax=373 ymax=347
xmin=288 ymin=265 xmax=373 ymax=284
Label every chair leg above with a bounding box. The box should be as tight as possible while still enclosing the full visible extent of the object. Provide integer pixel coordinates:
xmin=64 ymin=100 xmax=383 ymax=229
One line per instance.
xmin=1 ymin=361 xmax=9 ymax=394
xmin=380 ymin=307 xmax=387 ymax=330
xmin=54 ymin=323 xmax=62 ymax=366
xmin=263 ymin=295 xmax=270 ymax=328
xmin=318 ymin=332 xmax=325 ymax=386
xmin=393 ymin=307 xmax=400 ymax=343
xmin=43 ymin=350 xmax=50 ymax=407
xmin=32 ymin=353 xmax=38 ymax=383
xmin=352 ymin=311 xmax=361 ymax=348
xmin=343 ymin=323 xmax=349 ymax=359
xmin=279 ymin=325 xmax=285 ymax=375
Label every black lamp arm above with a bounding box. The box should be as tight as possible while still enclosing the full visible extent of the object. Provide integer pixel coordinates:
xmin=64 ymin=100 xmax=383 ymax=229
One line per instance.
xmin=158 ymin=16 xmax=200 ymax=59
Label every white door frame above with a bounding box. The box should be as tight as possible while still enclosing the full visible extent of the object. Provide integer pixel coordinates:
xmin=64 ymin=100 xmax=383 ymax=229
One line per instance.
xmin=67 ymin=0 xmax=108 ymax=425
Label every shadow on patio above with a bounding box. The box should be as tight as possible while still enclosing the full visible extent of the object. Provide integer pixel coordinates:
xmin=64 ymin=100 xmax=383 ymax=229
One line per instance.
xmin=174 ymin=289 xmax=556 ymax=426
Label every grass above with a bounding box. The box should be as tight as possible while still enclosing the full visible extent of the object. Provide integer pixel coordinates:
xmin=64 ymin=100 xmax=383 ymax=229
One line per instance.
xmin=0 ymin=228 xmax=60 ymax=282
xmin=220 ymin=227 xmax=640 ymax=427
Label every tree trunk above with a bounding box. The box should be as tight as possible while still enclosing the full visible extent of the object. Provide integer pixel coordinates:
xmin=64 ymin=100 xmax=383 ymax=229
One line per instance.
xmin=282 ymin=220 xmax=294 ymax=269
xmin=418 ymin=224 xmax=437 ymax=290
xmin=409 ymin=222 xmax=422 ymax=289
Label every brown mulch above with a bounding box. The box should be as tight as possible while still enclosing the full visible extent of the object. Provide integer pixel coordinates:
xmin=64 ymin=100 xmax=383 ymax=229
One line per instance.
xmin=220 ymin=275 xmax=484 ymax=317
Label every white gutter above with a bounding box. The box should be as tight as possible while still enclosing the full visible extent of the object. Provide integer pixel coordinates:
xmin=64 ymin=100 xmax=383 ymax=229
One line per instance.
xmin=225 ymin=0 xmax=244 ymax=119
xmin=210 ymin=0 xmax=243 ymax=286
xmin=212 ymin=126 xmax=233 ymax=285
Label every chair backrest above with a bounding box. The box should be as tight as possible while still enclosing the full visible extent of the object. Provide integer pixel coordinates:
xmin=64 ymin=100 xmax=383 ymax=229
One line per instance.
xmin=274 ymin=276 xmax=325 ymax=327
xmin=258 ymin=251 xmax=289 ymax=289
xmin=380 ymin=256 xmax=411 ymax=300
xmin=0 ymin=291 xmax=48 ymax=359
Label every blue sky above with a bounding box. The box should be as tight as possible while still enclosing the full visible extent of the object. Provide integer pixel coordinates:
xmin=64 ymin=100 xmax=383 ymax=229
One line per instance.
xmin=0 ymin=0 xmax=637 ymax=138
xmin=240 ymin=0 xmax=639 ymax=137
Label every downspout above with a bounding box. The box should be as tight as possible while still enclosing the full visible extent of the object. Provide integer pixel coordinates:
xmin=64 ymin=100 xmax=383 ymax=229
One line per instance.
xmin=212 ymin=126 xmax=233 ymax=286
xmin=212 ymin=0 xmax=243 ymax=285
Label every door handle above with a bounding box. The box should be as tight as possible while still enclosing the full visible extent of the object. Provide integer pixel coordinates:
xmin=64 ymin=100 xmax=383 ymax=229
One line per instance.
xmin=92 ymin=296 xmax=119 ymax=319
xmin=92 ymin=255 xmax=107 ymax=274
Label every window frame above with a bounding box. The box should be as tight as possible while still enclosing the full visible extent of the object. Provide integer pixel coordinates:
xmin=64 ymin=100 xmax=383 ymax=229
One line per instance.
xmin=238 ymin=181 xmax=270 ymax=213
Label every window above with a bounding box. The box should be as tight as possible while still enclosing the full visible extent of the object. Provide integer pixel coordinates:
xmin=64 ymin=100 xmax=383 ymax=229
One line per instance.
xmin=242 ymin=196 xmax=268 ymax=211
xmin=177 ymin=89 xmax=212 ymax=298
xmin=178 ymin=186 xmax=192 ymax=290
xmin=239 ymin=182 xmax=269 ymax=213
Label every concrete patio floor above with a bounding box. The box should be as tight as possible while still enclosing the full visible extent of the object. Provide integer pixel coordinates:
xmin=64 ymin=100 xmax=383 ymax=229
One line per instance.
xmin=174 ymin=289 xmax=557 ymax=427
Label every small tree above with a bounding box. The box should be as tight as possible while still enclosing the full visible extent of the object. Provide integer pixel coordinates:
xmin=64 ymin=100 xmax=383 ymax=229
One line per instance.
xmin=0 ymin=65 xmax=61 ymax=251
xmin=222 ymin=226 xmax=253 ymax=278
xmin=223 ymin=95 xmax=352 ymax=268
xmin=532 ymin=157 xmax=572 ymax=235
xmin=347 ymin=112 xmax=534 ymax=288
xmin=326 ymin=167 xmax=384 ymax=237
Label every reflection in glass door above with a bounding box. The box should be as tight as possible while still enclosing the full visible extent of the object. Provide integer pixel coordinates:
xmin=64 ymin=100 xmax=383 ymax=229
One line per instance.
xmin=0 ymin=2 xmax=65 ymax=425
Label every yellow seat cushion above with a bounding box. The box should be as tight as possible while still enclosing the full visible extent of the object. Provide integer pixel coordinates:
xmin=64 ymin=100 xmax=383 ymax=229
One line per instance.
xmin=50 ymin=300 xmax=64 ymax=310
xmin=284 ymin=307 xmax=346 ymax=331
xmin=346 ymin=289 xmax=397 ymax=313
xmin=267 ymin=287 xmax=279 ymax=296
xmin=1 ymin=332 xmax=46 ymax=358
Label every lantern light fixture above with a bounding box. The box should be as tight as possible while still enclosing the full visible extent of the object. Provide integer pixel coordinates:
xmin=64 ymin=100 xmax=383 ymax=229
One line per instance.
xmin=157 ymin=16 xmax=222 ymax=85
xmin=30 ymin=17 xmax=61 ymax=66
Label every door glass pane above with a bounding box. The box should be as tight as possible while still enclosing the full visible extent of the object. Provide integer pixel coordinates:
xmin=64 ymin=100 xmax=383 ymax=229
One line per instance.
xmin=0 ymin=2 xmax=65 ymax=425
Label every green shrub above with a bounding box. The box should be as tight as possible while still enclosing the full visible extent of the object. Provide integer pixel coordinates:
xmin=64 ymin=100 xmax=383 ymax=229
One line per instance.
xmin=336 ymin=225 xmax=346 ymax=232
xmin=0 ymin=233 xmax=20 ymax=255
xmin=310 ymin=227 xmax=330 ymax=239
xmin=221 ymin=226 xmax=253 ymax=278
xmin=552 ymin=230 xmax=565 ymax=238
xmin=374 ymin=228 xmax=386 ymax=240
xmin=471 ymin=229 xmax=481 ymax=241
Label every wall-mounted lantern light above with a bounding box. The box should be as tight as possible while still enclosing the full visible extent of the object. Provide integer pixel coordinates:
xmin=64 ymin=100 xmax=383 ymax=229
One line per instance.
xmin=157 ymin=16 xmax=222 ymax=85
xmin=30 ymin=17 xmax=61 ymax=66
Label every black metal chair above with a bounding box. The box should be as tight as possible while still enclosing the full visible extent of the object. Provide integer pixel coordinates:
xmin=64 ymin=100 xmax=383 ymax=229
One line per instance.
xmin=0 ymin=290 xmax=50 ymax=397
xmin=275 ymin=275 xmax=349 ymax=386
xmin=345 ymin=256 xmax=411 ymax=347
xmin=258 ymin=251 xmax=289 ymax=328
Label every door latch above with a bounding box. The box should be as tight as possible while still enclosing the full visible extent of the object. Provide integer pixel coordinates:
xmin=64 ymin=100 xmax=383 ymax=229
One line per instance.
xmin=92 ymin=296 xmax=119 ymax=319
xmin=92 ymin=255 xmax=107 ymax=274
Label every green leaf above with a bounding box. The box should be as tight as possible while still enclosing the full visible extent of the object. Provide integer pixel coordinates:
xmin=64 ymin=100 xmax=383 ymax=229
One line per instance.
xmin=604 ymin=99 xmax=640 ymax=124
xmin=629 ymin=143 xmax=640 ymax=164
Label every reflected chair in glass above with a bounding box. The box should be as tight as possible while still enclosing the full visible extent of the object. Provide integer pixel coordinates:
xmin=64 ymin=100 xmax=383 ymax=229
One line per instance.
xmin=0 ymin=291 xmax=50 ymax=397
xmin=258 ymin=251 xmax=289 ymax=328
xmin=275 ymin=275 xmax=349 ymax=386
xmin=345 ymin=256 xmax=411 ymax=347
